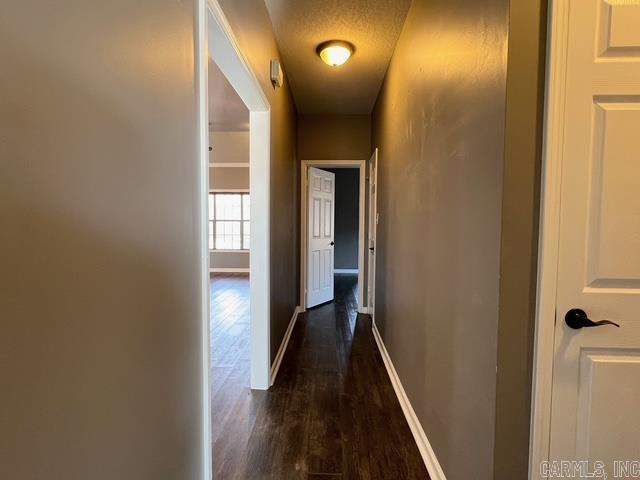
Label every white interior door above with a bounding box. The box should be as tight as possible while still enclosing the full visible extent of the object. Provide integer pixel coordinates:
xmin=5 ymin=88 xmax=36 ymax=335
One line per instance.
xmin=307 ymin=167 xmax=335 ymax=308
xmin=548 ymin=1 xmax=640 ymax=475
xmin=367 ymin=149 xmax=378 ymax=318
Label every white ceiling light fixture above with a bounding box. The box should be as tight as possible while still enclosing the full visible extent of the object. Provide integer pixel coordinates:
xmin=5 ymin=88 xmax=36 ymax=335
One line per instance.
xmin=316 ymin=40 xmax=355 ymax=67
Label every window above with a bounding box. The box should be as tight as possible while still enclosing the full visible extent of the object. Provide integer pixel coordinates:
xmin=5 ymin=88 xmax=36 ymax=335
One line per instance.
xmin=208 ymin=193 xmax=250 ymax=250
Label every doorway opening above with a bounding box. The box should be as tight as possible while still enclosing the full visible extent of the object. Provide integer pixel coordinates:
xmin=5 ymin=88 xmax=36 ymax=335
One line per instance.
xmin=204 ymin=1 xmax=272 ymax=477
xmin=206 ymin=0 xmax=270 ymax=391
xmin=207 ymin=55 xmax=253 ymax=475
xmin=300 ymin=160 xmax=366 ymax=313
xmin=202 ymin=5 xmax=272 ymax=475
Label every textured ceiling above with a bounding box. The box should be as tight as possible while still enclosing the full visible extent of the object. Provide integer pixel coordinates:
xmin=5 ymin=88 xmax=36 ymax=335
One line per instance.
xmin=265 ymin=0 xmax=411 ymax=114
xmin=208 ymin=58 xmax=249 ymax=132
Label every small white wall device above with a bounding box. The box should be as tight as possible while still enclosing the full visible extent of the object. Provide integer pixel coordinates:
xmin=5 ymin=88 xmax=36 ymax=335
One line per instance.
xmin=270 ymin=59 xmax=283 ymax=89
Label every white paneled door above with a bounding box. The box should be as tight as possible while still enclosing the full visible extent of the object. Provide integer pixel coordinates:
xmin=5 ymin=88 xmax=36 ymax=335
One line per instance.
xmin=548 ymin=0 xmax=640 ymax=476
xmin=307 ymin=167 xmax=335 ymax=308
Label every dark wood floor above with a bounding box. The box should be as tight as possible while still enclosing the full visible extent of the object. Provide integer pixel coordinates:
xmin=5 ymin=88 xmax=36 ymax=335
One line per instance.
xmin=211 ymin=273 xmax=429 ymax=479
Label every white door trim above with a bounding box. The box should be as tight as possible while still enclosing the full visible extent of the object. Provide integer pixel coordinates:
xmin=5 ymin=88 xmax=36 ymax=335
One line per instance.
xmin=529 ymin=0 xmax=571 ymax=476
xmin=300 ymin=160 xmax=367 ymax=313
xmin=207 ymin=0 xmax=271 ymax=392
xmin=195 ymin=2 xmax=210 ymax=479
xmin=367 ymin=148 xmax=378 ymax=321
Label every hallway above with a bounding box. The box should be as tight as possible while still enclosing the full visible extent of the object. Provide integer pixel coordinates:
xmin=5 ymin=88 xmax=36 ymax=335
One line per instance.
xmin=212 ymin=274 xmax=428 ymax=479
xmin=0 ymin=0 xmax=565 ymax=478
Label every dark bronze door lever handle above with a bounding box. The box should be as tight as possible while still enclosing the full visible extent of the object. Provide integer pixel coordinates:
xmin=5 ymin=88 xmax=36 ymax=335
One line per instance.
xmin=565 ymin=308 xmax=620 ymax=329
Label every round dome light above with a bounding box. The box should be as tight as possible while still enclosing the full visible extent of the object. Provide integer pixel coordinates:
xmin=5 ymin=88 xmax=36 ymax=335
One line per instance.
xmin=316 ymin=40 xmax=355 ymax=67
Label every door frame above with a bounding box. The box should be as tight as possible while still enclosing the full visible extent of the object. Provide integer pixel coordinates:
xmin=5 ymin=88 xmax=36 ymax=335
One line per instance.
xmin=207 ymin=0 xmax=271 ymax=390
xmin=201 ymin=3 xmax=272 ymax=476
xmin=529 ymin=0 xmax=571 ymax=476
xmin=367 ymin=148 xmax=378 ymax=321
xmin=300 ymin=160 xmax=367 ymax=313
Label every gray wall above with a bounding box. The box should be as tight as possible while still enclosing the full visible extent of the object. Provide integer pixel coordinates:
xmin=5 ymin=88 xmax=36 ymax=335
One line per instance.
xmin=298 ymin=114 xmax=371 ymax=160
xmin=0 ymin=1 xmax=204 ymax=478
xmin=326 ymin=169 xmax=360 ymax=270
xmin=219 ymin=0 xmax=299 ymax=363
xmin=371 ymin=0 xmax=509 ymax=478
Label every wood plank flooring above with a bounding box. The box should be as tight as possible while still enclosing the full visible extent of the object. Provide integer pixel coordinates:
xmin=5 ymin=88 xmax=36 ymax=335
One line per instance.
xmin=211 ymin=273 xmax=429 ymax=479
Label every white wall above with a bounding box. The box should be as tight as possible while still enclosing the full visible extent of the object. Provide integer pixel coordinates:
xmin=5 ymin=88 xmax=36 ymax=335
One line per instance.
xmin=0 ymin=1 xmax=204 ymax=478
xmin=209 ymin=131 xmax=249 ymax=164
xmin=209 ymin=166 xmax=250 ymax=190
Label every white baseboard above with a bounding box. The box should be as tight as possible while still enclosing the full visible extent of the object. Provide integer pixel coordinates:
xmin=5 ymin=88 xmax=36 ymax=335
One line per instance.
xmin=334 ymin=268 xmax=359 ymax=274
xmin=372 ymin=322 xmax=447 ymax=480
xmin=209 ymin=267 xmax=249 ymax=273
xmin=270 ymin=306 xmax=303 ymax=386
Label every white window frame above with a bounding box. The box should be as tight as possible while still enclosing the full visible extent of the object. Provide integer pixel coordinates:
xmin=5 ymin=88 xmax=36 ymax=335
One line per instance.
xmin=208 ymin=191 xmax=250 ymax=251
